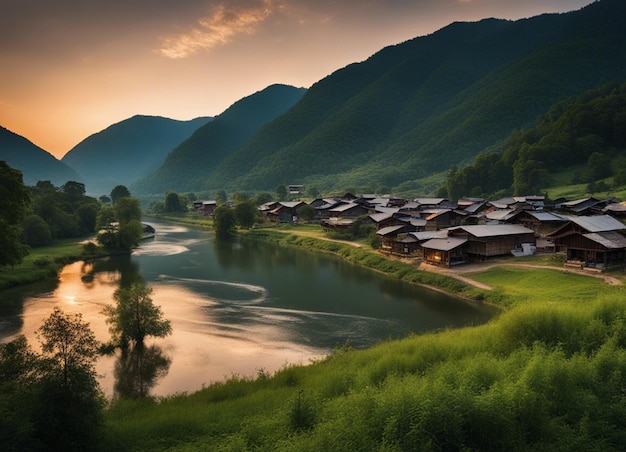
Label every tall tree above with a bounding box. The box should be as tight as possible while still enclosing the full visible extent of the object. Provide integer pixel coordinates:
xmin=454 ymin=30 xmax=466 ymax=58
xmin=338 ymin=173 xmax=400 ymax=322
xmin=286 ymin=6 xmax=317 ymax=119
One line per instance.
xmin=0 ymin=161 xmax=31 ymax=266
xmin=103 ymin=283 xmax=172 ymax=347
xmin=110 ymin=185 xmax=131 ymax=204
xmin=234 ymin=200 xmax=258 ymax=229
xmin=35 ymin=308 xmax=105 ymax=449
xmin=212 ymin=206 xmax=236 ymax=240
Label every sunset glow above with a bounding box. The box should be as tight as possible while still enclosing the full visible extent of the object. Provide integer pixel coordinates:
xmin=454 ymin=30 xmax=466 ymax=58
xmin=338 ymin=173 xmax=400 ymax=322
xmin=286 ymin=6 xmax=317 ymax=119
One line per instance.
xmin=0 ymin=0 xmax=593 ymax=159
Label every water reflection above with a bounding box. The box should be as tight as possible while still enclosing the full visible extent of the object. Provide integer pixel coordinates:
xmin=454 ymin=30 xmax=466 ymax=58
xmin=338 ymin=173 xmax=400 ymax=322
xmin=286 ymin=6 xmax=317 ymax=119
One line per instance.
xmin=113 ymin=343 xmax=171 ymax=399
xmin=0 ymin=219 xmax=497 ymax=398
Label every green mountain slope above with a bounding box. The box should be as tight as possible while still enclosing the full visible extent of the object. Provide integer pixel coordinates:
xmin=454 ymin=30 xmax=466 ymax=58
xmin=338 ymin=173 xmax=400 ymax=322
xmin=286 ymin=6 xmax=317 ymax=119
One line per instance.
xmin=61 ymin=115 xmax=212 ymax=195
xmin=205 ymin=0 xmax=626 ymax=194
xmin=0 ymin=126 xmax=81 ymax=186
xmin=132 ymin=84 xmax=306 ymax=195
xmin=441 ymin=81 xmax=626 ymax=199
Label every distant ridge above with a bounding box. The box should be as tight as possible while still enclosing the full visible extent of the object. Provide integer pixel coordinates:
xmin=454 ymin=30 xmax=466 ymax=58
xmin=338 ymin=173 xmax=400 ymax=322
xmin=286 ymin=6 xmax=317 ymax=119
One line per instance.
xmin=0 ymin=126 xmax=80 ymax=186
xmin=61 ymin=115 xmax=212 ymax=195
xmin=132 ymin=84 xmax=307 ymax=195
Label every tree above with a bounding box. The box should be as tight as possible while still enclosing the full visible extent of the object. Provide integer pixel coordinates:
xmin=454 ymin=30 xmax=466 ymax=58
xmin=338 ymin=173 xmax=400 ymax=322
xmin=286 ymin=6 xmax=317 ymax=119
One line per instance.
xmin=234 ymin=200 xmax=258 ymax=229
xmin=110 ymin=185 xmax=131 ymax=204
xmin=115 ymin=197 xmax=141 ymax=224
xmin=215 ymin=189 xmax=227 ymax=205
xmin=275 ymin=184 xmax=287 ymax=201
xmin=213 ymin=206 xmax=236 ymax=240
xmin=60 ymin=181 xmax=86 ymax=202
xmin=253 ymin=192 xmax=273 ymax=205
xmin=0 ymin=161 xmax=31 ymax=266
xmin=297 ymin=204 xmax=317 ymax=222
xmin=103 ymin=283 xmax=172 ymax=346
xmin=37 ymin=307 xmax=101 ymax=387
xmin=164 ymin=191 xmax=183 ymax=212
xmin=22 ymin=214 xmax=52 ymax=247
xmin=306 ymin=186 xmax=320 ymax=199
xmin=35 ymin=308 xmax=105 ymax=449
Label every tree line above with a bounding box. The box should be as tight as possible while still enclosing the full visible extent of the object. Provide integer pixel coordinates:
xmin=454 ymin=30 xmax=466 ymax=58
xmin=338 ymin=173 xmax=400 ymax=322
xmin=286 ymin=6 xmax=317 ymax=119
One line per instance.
xmin=0 ymin=159 xmax=145 ymax=267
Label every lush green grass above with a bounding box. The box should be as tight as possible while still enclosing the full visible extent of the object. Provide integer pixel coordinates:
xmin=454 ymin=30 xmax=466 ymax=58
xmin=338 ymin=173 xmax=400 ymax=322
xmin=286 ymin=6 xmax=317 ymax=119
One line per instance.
xmin=102 ymin=292 xmax=626 ymax=451
xmin=0 ymin=239 xmax=103 ymax=290
xmin=467 ymin=266 xmax=615 ymax=305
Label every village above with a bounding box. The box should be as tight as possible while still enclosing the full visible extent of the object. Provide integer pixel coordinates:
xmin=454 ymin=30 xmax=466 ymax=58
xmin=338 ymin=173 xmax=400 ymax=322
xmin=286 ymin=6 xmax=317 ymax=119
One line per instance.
xmin=193 ymin=190 xmax=626 ymax=272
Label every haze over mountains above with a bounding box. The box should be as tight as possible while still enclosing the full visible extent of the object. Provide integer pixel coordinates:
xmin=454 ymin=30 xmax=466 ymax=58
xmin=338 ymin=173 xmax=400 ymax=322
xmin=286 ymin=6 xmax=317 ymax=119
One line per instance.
xmin=61 ymin=115 xmax=212 ymax=195
xmin=0 ymin=126 xmax=80 ymax=186
xmin=2 ymin=0 xmax=625 ymax=197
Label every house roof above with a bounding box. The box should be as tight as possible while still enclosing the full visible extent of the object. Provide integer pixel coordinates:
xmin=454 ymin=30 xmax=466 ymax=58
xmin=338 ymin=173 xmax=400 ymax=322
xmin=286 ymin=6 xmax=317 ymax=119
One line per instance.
xmin=448 ymin=224 xmax=534 ymax=238
xmin=376 ymin=225 xmax=406 ymax=236
xmin=583 ymin=231 xmax=626 ymax=249
xmin=486 ymin=209 xmax=516 ymax=221
xmin=422 ymin=237 xmax=468 ymax=251
xmin=414 ymin=197 xmax=449 ymax=205
xmin=559 ymin=215 xmax=625 ymax=233
xmin=524 ymin=211 xmax=566 ymax=222
xmin=369 ymin=212 xmax=394 ymax=223
xmin=409 ymin=230 xmax=448 ymax=241
xmin=330 ymin=202 xmax=365 ymax=213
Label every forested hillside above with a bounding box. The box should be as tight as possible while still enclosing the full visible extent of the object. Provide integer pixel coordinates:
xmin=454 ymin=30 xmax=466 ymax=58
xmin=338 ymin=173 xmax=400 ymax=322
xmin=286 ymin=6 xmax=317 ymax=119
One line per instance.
xmin=440 ymin=82 xmax=626 ymax=200
xmin=193 ymin=0 xmax=626 ymax=195
xmin=0 ymin=126 xmax=81 ymax=186
xmin=61 ymin=115 xmax=212 ymax=195
xmin=132 ymin=84 xmax=306 ymax=195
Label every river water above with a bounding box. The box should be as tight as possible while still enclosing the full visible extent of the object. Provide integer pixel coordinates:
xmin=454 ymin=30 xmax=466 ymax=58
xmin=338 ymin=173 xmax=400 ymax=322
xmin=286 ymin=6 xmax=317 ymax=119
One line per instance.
xmin=0 ymin=219 xmax=497 ymax=399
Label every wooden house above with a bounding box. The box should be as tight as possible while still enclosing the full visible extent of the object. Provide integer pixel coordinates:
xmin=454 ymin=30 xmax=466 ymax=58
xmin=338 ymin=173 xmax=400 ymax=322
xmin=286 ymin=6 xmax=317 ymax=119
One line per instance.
xmin=376 ymin=224 xmax=415 ymax=253
xmin=446 ymin=224 xmax=536 ymax=259
xmin=421 ymin=237 xmax=468 ymax=266
xmin=328 ymin=202 xmax=370 ymax=219
xmin=193 ymin=200 xmax=217 ymax=216
xmin=422 ymin=209 xmax=467 ymax=231
xmin=265 ymin=201 xmax=305 ymax=223
xmin=504 ymin=210 xmax=566 ymax=237
xmin=555 ymin=231 xmax=626 ymax=269
xmin=548 ymin=215 xmax=626 ymax=267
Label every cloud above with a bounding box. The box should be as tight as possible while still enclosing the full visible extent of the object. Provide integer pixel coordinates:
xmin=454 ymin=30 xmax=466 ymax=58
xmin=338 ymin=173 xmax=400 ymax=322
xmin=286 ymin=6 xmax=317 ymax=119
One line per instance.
xmin=158 ymin=0 xmax=281 ymax=59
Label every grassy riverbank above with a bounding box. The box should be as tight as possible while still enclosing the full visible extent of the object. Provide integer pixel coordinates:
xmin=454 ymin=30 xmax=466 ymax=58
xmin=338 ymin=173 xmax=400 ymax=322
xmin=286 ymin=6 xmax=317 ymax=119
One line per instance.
xmin=97 ymin=218 xmax=626 ymax=450
xmin=0 ymin=239 xmax=108 ymax=291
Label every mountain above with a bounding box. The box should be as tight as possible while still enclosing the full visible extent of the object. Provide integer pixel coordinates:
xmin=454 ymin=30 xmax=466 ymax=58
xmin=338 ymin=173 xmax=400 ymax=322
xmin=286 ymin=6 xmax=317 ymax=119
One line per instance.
xmin=194 ymin=0 xmax=626 ymax=195
xmin=61 ymin=115 xmax=212 ymax=195
xmin=0 ymin=126 xmax=81 ymax=186
xmin=132 ymin=84 xmax=307 ymax=195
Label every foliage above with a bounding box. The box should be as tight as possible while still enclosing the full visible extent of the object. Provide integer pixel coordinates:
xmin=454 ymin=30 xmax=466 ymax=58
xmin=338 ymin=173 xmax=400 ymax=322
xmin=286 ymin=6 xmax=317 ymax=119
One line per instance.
xmin=442 ymin=82 xmax=626 ymax=198
xmin=297 ymin=204 xmax=317 ymax=222
xmin=97 ymin=197 xmax=143 ymax=251
xmin=275 ymin=184 xmax=287 ymax=201
xmin=0 ymin=309 xmax=105 ymax=450
xmin=111 ymin=185 xmax=131 ymax=204
xmin=130 ymin=85 xmax=306 ymax=195
xmin=103 ymin=283 xmax=172 ymax=347
xmin=213 ymin=206 xmax=236 ymax=240
xmin=233 ymin=200 xmax=258 ymax=229
xmin=29 ymin=179 xmax=102 ymax=241
xmin=164 ymin=191 xmax=186 ymax=213
xmin=187 ymin=1 xmax=626 ymax=195
xmin=0 ymin=161 xmax=31 ymax=266
xmin=21 ymin=214 xmax=52 ymax=247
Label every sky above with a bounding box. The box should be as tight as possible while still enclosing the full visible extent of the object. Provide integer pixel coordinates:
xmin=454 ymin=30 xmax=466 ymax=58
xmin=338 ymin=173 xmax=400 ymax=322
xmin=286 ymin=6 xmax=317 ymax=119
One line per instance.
xmin=0 ymin=0 xmax=594 ymax=160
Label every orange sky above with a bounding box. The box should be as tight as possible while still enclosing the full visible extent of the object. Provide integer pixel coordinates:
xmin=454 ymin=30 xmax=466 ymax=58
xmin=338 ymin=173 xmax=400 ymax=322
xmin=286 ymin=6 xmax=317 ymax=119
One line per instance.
xmin=0 ymin=0 xmax=593 ymax=159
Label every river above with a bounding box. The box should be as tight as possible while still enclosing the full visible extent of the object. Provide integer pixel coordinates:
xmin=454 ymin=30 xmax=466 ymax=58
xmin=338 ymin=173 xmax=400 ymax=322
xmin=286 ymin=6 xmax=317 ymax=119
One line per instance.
xmin=0 ymin=219 xmax=497 ymax=399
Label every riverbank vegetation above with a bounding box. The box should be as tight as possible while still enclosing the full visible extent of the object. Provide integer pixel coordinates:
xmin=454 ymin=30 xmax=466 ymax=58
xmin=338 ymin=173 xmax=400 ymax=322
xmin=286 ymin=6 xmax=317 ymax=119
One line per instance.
xmin=91 ymin=216 xmax=626 ymax=450
xmin=5 ymin=201 xmax=626 ymax=449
